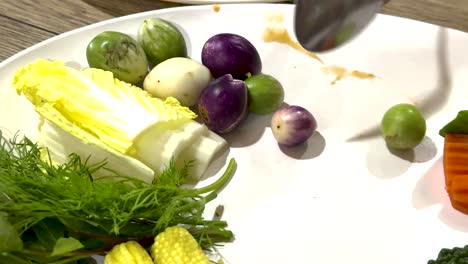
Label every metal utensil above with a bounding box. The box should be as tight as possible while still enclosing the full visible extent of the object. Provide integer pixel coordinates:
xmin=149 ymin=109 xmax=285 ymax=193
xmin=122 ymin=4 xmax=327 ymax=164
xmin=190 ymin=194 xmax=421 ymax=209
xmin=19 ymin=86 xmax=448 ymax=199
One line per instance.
xmin=294 ymin=0 xmax=387 ymax=52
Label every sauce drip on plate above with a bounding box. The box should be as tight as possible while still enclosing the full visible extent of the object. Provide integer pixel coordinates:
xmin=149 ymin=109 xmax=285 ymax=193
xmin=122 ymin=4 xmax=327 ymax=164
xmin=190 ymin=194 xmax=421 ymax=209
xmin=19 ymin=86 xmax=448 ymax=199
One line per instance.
xmin=263 ymin=12 xmax=376 ymax=85
xmin=263 ymin=13 xmax=323 ymax=63
xmin=322 ymin=65 xmax=376 ymax=85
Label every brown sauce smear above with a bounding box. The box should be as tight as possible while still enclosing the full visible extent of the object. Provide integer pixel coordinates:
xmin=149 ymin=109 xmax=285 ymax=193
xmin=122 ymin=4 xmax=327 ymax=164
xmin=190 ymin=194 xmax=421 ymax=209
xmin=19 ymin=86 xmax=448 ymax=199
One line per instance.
xmin=322 ymin=66 xmax=376 ymax=85
xmin=263 ymin=12 xmax=376 ymax=85
xmin=263 ymin=26 xmax=323 ymax=64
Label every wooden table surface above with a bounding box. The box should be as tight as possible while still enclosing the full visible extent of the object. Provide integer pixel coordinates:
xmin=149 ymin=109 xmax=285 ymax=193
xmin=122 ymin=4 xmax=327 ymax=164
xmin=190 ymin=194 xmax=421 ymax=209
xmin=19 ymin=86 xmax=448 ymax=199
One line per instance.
xmin=1 ymin=0 xmax=468 ymax=62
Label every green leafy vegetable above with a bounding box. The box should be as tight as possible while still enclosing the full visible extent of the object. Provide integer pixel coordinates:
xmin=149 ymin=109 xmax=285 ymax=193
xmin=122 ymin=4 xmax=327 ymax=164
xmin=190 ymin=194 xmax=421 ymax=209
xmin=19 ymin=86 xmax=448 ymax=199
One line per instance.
xmin=439 ymin=110 xmax=468 ymax=137
xmin=51 ymin=238 xmax=84 ymax=256
xmin=13 ymin=59 xmax=195 ymax=153
xmin=0 ymin=213 xmax=23 ymax=252
xmin=0 ymin=252 xmax=32 ymax=264
xmin=38 ymin=119 xmax=156 ymax=184
xmin=428 ymin=245 xmax=468 ymax=264
xmin=0 ymin=133 xmax=236 ymax=263
xmin=13 ymin=59 xmax=227 ymax=182
xmin=77 ymin=258 xmax=98 ymax=264
xmin=32 ymin=218 xmax=65 ymax=251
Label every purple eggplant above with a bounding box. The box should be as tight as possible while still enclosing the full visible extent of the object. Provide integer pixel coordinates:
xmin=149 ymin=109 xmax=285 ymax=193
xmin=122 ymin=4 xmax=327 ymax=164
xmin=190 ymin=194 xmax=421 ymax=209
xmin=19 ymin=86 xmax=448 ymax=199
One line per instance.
xmin=198 ymin=74 xmax=248 ymax=134
xmin=201 ymin=33 xmax=262 ymax=80
xmin=271 ymin=105 xmax=317 ymax=147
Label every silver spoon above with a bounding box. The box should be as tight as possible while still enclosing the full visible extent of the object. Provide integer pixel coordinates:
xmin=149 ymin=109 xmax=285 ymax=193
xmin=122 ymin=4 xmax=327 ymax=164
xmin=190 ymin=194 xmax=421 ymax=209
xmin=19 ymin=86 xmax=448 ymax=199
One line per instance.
xmin=294 ymin=0 xmax=388 ymax=52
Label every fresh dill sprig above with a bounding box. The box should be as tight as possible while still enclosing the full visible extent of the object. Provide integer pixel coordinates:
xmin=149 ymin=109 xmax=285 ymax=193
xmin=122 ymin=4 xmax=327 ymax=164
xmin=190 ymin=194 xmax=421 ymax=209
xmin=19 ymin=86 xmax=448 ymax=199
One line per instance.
xmin=154 ymin=158 xmax=194 ymax=187
xmin=0 ymin=133 xmax=236 ymax=263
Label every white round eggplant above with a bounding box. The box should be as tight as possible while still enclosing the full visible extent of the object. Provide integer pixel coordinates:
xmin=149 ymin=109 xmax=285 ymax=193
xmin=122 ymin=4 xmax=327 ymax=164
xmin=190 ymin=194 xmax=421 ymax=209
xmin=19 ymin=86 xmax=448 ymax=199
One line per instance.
xmin=143 ymin=57 xmax=212 ymax=107
xmin=271 ymin=105 xmax=317 ymax=147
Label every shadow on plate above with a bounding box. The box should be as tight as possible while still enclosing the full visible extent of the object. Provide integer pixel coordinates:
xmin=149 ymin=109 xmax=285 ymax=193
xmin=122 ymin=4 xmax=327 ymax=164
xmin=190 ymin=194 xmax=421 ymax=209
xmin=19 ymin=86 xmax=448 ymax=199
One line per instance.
xmin=412 ymin=157 xmax=468 ymax=232
xmin=221 ymin=102 xmax=293 ymax=148
xmin=366 ymin=139 xmax=412 ymax=179
xmin=279 ymin=131 xmax=326 ymax=160
xmin=347 ymin=27 xmax=452 ymax=142
xmin=412 ymin=157 xmax=446 ymax=210
xmin=222 ymin=113 xmax=272 ymax=148
xmin=366 ymin=136 xmax=437 ymax=179
xmin=64 ymin=60 xmax=84 ymax=70
xmin=388 ymin=136 xmax=437 ymax=163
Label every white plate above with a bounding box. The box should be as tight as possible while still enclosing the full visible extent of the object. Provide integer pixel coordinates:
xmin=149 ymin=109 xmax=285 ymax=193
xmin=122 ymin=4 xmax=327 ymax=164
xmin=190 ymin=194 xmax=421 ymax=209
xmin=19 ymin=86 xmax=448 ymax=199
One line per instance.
xmin=2 ymin=3 xmax=468 ymax=264
xmin=161 ymin=0 xmax=286 ymax=4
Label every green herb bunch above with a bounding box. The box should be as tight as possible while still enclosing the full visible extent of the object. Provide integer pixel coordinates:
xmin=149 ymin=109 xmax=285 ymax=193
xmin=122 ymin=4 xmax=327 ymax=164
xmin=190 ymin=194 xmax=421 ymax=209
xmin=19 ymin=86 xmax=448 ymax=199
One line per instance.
xmin=428 ymin=245 xmax=468 ymax=264
xmin=0 ymin=133 xmax=236 ymax=264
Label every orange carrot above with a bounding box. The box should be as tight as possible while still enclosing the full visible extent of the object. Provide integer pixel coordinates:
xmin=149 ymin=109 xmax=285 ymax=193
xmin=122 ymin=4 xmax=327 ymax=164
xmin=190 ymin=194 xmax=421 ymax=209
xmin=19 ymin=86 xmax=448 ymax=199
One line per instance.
xmin=443 ymin=134 xmax=468 ymax=214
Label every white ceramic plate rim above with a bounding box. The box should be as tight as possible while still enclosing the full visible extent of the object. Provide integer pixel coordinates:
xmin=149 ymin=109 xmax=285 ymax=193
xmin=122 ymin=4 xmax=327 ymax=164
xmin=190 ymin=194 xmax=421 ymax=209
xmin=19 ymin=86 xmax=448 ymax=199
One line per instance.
xmin=0 ymin=3 xmax=293 ymax=68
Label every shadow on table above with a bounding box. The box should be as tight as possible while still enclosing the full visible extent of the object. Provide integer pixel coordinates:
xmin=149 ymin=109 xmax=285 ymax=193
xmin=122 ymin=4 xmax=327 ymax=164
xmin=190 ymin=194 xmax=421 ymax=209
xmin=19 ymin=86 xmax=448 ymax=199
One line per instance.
xmin=347 ymin=27 xmax=452 ymax=142
xmin=82 ymin=0 xmax=183 ymax=17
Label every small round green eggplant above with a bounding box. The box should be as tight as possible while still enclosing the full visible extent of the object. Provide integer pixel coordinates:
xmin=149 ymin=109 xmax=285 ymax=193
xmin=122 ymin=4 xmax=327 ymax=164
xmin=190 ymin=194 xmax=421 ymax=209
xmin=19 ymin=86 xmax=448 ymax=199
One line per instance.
xmin=86 ymin=31 xmax=148 ymax=84
xmin=137 ymin=18 xmax=187 ymax=66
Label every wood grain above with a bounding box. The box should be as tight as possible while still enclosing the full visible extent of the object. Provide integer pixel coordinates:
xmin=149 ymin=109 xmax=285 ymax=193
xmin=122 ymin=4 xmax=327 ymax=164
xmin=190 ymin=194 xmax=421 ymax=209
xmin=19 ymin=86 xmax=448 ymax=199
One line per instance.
xmin=0 ymin=15 xmax=55 ymax=61
xmin=382 ymin=0 xmax=468 ymax=32
xmin=1 ymin=0 xmax=468 ymax=62
xmin=0 ymin=0 xmax=182 ymax=61
xmin=1 ymin=0 xmax=181 ymax=35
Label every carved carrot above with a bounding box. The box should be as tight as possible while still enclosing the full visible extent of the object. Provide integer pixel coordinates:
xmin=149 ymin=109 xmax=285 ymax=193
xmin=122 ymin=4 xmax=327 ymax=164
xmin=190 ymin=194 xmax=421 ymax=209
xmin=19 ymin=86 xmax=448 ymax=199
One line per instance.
xmin=440 ymin=111 xmax=468 ymax=214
